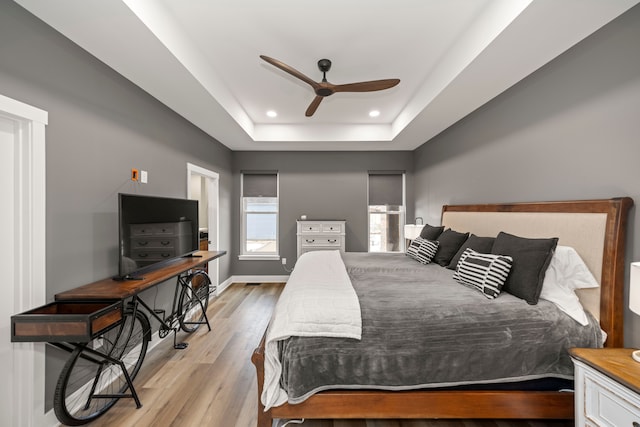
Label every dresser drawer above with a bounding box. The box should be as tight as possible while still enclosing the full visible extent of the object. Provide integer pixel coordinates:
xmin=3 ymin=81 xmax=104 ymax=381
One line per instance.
xmin=300 ymin=236 xmax=342 ymax=247
xmin=322 ymin=223 xmax=343 ymax=233
xmin=299 ymin=223 xmax=322 ymax=233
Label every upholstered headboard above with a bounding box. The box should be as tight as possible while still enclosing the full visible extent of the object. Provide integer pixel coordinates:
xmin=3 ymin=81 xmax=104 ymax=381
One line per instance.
xmin=440 ymin=198 xmax=633 ymax=347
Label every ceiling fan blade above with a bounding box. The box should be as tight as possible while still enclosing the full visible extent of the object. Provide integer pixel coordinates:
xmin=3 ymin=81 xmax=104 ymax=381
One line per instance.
xmin=333 ymin=79 xmax=400 ymax=93
xmin=305 ymin=96 xmax=323 ymax=117
xmin=260 ymin=55 xmax=319 ymax=89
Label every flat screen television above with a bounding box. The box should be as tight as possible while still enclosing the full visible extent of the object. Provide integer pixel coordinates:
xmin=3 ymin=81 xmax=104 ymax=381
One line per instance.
xmin=117 ymin=193 xmax=199 ymax=280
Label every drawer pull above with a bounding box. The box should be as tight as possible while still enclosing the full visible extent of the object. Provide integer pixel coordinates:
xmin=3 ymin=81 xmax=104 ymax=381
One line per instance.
xmin=161 ymin=253 xmax=171 ymax=258
xmin=306 ymin=239 xmax=315 ymax=243
xmin=138 ymin=241 xmax=149 ymax=246
xmin=328 ymin=239 xmax=337 ymax=243
xmin=161 ymin=241 xmax=171 ymax=246
xmin=138 ymin=253 xmax=148 ymax=258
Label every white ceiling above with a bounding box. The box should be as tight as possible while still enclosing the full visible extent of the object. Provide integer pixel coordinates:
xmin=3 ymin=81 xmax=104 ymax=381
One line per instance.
xmin=15 ymin=0 xmax=639 ymax=151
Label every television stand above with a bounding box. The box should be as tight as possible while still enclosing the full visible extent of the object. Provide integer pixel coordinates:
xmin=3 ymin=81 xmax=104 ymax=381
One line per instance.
xmin=56 ymin=250 xmax=226 ymax=301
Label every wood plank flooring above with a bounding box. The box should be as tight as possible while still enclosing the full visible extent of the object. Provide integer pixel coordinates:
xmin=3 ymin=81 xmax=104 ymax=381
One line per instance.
xmin=88 ymin=283 xmax=573 ymax=427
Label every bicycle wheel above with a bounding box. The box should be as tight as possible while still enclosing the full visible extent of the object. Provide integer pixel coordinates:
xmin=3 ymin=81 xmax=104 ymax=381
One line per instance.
xmin=53 ymin=310 xmax=150 ymax=425
xmin=178 ymin=270 xmax=211 ymax=333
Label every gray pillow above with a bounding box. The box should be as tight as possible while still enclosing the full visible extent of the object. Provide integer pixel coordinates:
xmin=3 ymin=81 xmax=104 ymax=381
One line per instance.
xmin=433 ymin=228 xmax=469 ymax=267
xmin=447 ymin=234 xmax=496 ymax=270
xmin=419 ymin=224 xmax=444 ymax=240
xmin=491 ymin=231 xmax=558 ymax=305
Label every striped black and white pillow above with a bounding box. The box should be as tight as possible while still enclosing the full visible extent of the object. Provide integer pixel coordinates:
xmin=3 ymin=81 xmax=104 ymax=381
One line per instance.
xmin=406 ymin=236 xmax=439 ymax=264
xmin=453 ymin=248 xmax=513 ymax=299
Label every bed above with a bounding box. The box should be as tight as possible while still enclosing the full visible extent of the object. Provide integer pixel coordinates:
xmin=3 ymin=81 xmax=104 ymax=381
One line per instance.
xmin=251 ymin=198 xmax=633 ymax=426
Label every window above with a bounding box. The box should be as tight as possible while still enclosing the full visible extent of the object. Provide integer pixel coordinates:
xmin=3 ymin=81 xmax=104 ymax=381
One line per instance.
xmin=368 ymin=172 xmax=405 ymax=253
xmin=240 ymin=172 xmax=279 ymax=259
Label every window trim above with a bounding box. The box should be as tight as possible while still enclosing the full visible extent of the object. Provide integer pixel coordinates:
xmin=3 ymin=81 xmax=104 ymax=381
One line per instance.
xmin=367 ymin=172 xmax=406 ymax=253
xmin=239 ymin=172 xmax=280 ymax=260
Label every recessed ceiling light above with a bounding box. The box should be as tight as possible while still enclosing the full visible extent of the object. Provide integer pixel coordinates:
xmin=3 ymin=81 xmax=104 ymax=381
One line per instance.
xmin=369 ymin=110 xmax=380 ymax=118
xmin=266 ymin=110 xmax=277 ymax=118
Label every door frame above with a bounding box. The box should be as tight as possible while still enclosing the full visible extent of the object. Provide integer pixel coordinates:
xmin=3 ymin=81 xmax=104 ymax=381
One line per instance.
xmin=0 ymin=94 xmax=48 ymax=426
xmin=187 ymin=162 xmax=220 ymax=290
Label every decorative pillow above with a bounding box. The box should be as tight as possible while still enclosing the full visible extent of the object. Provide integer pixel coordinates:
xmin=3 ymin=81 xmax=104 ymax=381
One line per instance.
xmin=491 ymin=232 xmax=559 ymax=305
xmin=432 ymin=228 xmax=469 ymax=267
xmin=419 ymin=224 xmax=444 ymax=240
xmin=447 ymin=234 xmax=496 ymax=270
xmin=539 ymin=246 xmax=599 ymax=325
xmin=406 ymin=236 xmax=439 ymax=264
xmin=453 ymin=248 xmax=513 ymax=299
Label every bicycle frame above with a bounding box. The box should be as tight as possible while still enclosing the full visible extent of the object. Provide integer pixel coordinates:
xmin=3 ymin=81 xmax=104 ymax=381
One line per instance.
xmin=129 ymin=269 xmax=212 ymax=349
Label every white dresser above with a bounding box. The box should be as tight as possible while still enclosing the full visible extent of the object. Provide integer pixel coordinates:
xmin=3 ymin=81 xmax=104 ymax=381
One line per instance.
xmin=570 ymin=348 xmax=640 ymax=427
xmin=296 ymin=220 xmax=345 ymax=259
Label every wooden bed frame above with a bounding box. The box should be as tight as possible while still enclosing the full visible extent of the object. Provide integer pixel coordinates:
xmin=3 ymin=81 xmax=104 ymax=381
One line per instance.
xmin=251 ymin=198 xmax=633 ymax=426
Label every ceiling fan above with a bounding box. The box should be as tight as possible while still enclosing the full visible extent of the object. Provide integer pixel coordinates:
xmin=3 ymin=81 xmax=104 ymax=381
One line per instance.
xmin=260 ymin=55 xmax=400 ymax=117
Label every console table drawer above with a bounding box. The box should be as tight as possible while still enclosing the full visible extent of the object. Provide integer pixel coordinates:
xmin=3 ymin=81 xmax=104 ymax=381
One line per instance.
xmin=11 ymin=300 xmax=123 ymax=343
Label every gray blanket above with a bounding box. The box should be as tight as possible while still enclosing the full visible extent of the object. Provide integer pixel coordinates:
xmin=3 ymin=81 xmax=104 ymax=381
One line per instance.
xmin=279 ymin=252 xmax=602 ymax=404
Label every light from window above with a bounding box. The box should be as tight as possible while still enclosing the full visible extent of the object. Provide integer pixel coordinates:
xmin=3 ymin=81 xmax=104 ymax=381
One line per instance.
xmin=244 ymin=197 xmax=278 ymax=254
xmin=369 ymin=205 xmax=404 ymax=252
xmin=368 ymin=171 xmax=405 ymax=253
xmin=241 ymin=172 xmax=279 ymax=258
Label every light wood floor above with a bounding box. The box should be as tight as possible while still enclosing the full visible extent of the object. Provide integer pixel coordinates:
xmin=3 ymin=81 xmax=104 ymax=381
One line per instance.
xmin=88 ymin=283 xmax=573 ymax=427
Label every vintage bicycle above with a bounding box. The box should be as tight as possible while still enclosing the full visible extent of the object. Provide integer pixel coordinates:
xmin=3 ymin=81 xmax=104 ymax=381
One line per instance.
xmin=12 ymin=251 xmax=225 ymax=426
xmin=52 ymin=268 xmax=212 ymax=425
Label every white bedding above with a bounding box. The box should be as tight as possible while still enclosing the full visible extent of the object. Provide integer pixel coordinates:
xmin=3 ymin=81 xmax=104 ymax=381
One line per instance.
xmin=261 ymin=250 xmax=362 ymax=410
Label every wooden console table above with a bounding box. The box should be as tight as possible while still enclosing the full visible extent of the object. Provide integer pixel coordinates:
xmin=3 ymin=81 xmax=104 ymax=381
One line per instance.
xmin=55 ymin=250 xmax=226 ymax=301
xmin=12 ymin=249 xmax=227 ymax=425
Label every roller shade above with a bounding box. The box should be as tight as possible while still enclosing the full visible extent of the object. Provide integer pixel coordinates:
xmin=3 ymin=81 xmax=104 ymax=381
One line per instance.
xmin=368 ymin=172 xmax=403 ymax=206
xmin=242 ymin=173 xmax=278 ymax=197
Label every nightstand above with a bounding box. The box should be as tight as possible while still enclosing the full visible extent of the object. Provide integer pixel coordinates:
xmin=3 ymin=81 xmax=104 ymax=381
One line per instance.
xmin=570 ymin=348 xmax=640 ymax=426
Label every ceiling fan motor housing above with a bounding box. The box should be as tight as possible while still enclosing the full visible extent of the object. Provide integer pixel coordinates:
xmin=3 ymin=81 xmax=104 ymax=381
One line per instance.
xmin=317 ymin=59 xmax=332 ymax=72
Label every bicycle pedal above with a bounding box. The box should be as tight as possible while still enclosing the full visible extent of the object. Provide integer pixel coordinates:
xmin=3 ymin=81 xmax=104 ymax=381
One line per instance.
xmin=174 ymin=342 xmax=188 ymax=350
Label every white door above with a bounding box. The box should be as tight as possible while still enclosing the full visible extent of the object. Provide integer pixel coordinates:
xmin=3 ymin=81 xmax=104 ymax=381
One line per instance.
xmin=0 ymin=94 xmax=48 ymax=426
xmin=187 ymin=163 xmax=220 ymax=292
xmin=0 ymin=114 xmax=17 ymax=424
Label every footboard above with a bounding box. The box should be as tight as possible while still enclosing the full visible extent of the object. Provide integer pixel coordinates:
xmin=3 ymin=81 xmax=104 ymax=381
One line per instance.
xmin=251 ymin=332 xmax=273 ymax=427
xmin=251 ymin=329 xmax=574 ymax=427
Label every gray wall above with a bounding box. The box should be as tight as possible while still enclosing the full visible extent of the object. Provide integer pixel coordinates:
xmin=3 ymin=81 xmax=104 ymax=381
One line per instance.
xmin=231 ymin=151 xmax=414 ymax=275
xmin=1 ymin=1 xmax=233 ymax=409
xmin=413 ymin=5 xmax=640 ymax=346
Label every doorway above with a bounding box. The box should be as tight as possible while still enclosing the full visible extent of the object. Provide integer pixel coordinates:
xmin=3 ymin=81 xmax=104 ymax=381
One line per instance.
xmin=187 ymin=163 xmax=220 ymax=293
xmin=0 ymin=94 xmax=48 ymax=426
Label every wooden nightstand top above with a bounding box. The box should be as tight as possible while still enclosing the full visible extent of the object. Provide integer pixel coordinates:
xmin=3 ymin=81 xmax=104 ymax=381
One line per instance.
xmin=570 ymin=348 xmax=640 ymax=395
